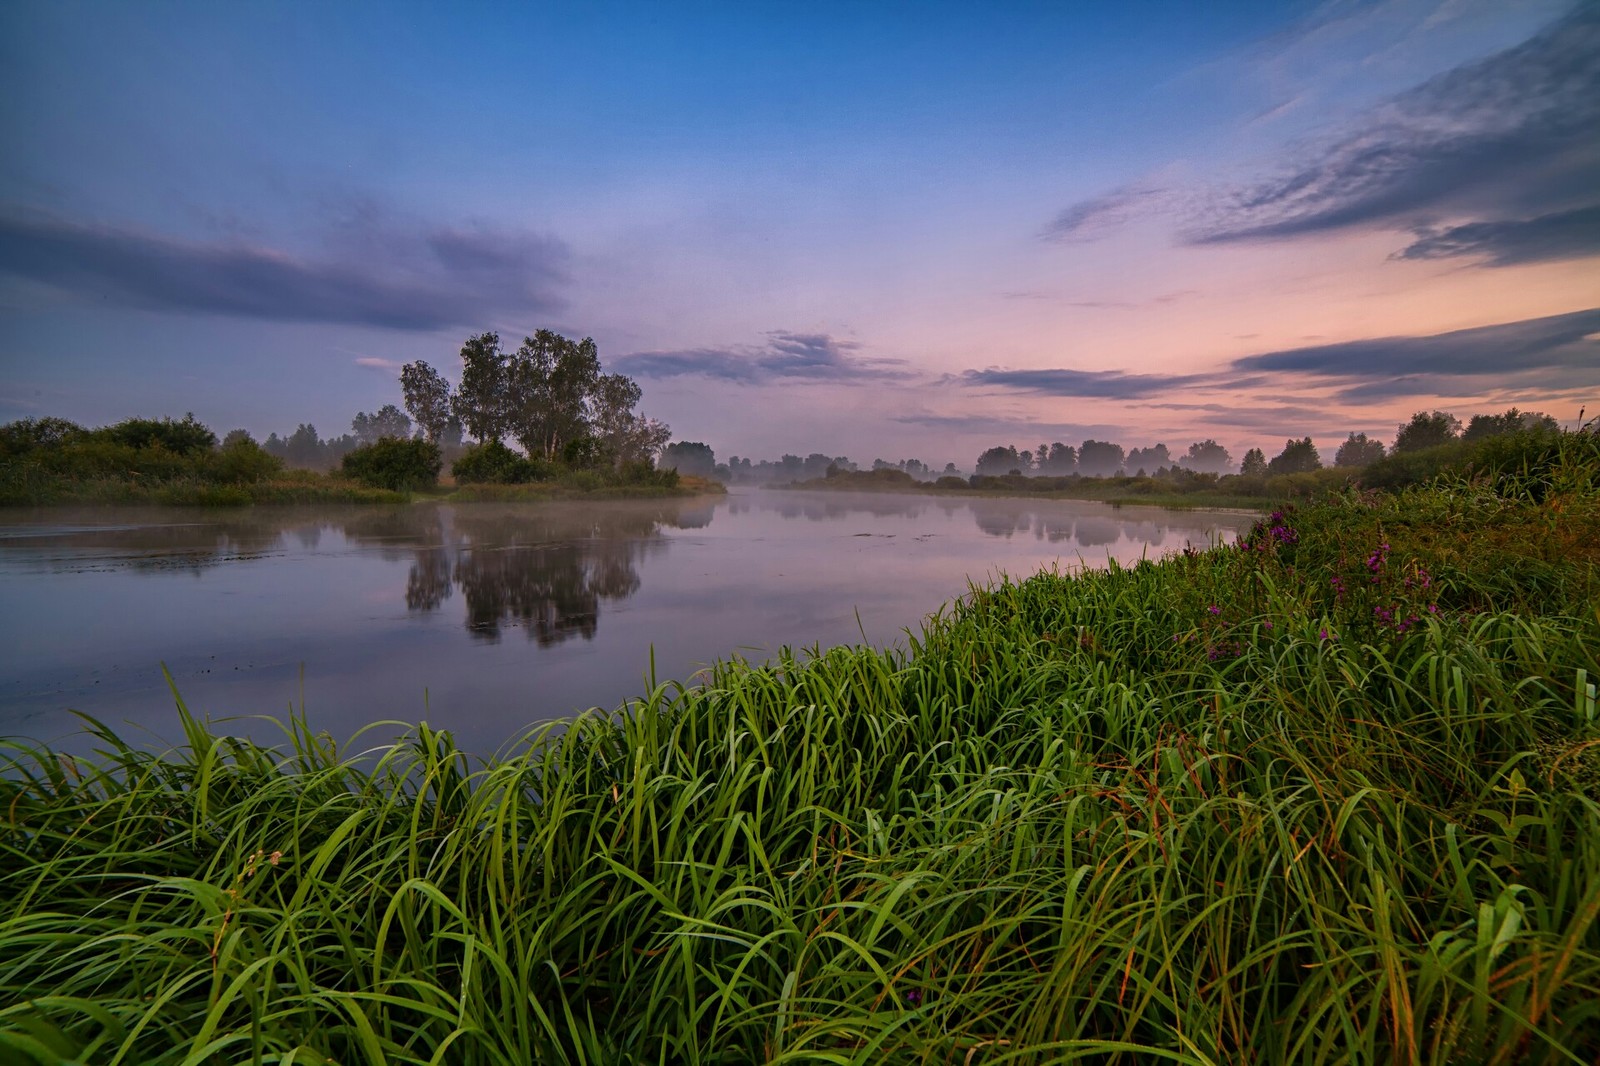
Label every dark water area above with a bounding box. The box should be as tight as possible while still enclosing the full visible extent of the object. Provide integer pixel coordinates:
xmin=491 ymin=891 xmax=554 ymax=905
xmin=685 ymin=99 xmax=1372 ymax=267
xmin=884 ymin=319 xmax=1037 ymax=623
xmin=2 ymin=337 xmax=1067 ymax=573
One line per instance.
xmin=0 ymin=492 xmax=1253 ymax=754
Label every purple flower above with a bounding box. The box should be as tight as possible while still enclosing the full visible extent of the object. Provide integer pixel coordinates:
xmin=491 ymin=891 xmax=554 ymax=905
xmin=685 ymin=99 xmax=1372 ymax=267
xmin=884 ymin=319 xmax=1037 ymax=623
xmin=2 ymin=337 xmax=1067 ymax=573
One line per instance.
xmin=1319 ymin=628 xmax=1332 ymax=641
xmin=1208 ymin=605 xmax=1222 ymax=616
xmin=905 ymin=990 xmax=921 ymax=1005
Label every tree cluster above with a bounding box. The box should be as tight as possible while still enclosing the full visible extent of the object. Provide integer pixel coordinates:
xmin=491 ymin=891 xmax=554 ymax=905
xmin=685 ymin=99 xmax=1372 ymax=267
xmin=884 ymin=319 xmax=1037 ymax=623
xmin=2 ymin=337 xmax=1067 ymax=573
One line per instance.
xmin=401 ymin=331 xmax=669 ymax=470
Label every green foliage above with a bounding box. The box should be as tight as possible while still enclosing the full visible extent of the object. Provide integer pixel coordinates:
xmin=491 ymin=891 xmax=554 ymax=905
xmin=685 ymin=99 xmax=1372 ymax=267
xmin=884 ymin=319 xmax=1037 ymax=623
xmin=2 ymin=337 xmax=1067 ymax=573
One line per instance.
xmin=0 ymin=416 xmax=85 ymax=458
xmin=205 ymin=437 xmax=284 ymax=484
xmin=1239 ymin=446 xmax=1267 ymax=477
xmin=1267 ymin=435 xmax=1321 ymax=475
xmin=450 ymin=440 xmax=549 ymax=484
xmin=3 ymin=461 xmax=1598 ymax=1062
xmin=1463 ymin=407 xmax=1560 ymax=442
xmin=1334 ymin=431 xmax=1386 ymax=467
xmin=340 ymin=436 xmax=442 ymax=492
xmin=1395 ymin=409 xmax=1462 ymax=452
xmin=102 ymin=412 xmax=217 ymax=455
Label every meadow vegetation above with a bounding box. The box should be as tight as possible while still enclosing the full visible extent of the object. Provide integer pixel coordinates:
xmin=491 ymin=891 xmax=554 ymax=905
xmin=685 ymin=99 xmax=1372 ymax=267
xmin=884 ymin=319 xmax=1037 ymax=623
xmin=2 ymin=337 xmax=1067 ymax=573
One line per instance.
xmin=0 ymin=414 xmax=698 ymax=506
xmin=3 ymin=432 xmax=1597 ymax=1063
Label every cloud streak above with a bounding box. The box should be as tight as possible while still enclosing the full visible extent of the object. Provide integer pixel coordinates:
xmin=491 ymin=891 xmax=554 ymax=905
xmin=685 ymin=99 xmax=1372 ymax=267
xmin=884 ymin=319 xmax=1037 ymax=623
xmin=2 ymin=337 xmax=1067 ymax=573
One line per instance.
xmin=961 ymin=308 xmax=1600 ymax=407
xmin=0 ymin=210 xmax=570 ymax=330
xmin=1395 ymin=204 xmax=1600 ymax=266
xmin=613 ymin=331 xmax=913 ymax=384
xmin=961 ymin=366 xmax=1216 ymax=399
xmin=1039 ymin=184 xmax=1162 ymax=244
xmin=1187 ymin=7 xmax=1600 ymax=254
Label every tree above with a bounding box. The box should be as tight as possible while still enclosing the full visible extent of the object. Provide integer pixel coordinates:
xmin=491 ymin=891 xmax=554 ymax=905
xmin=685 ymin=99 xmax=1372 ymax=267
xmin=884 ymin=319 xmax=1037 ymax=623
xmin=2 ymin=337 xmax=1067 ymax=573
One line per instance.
xmin=452 ymin=333 xmax=513 ymax=444
xmin=352 ymin=404 xmax=412 ymax=444
xmin=1127 ymin=444 xmax=1172 ymax=473
xmin=1239 ymin=448 xmax=1267 ymax=477
xmin=1462 ymin=407 xmax=1559 ymax=441
xmin=506 ymin=330 xmax=602 ymax=461
xmin=1267 ymin=437 xmax=1321 ymax=475
xmin=1334 ymin=432 xmax=1386 ymax=467
xmin=1042 ymin=442 xmax=1077 ymax=476
xmin=975 ymin=445 xmax=1021 ymax=476
xmin=221 ymin=429 xmax=255 ymax=448
xmin=400 ymin=361 xmax=454 ymax=443
xmin=1078 ymin=440 xmax=1125 ymax=477
xmin=1180 ymin=439 xmax=1232 ymax=475
xmin=661 ymin=442 xmax=716 ymax=478
xmin=1394 ymin=410 xmax=1461 ymax=453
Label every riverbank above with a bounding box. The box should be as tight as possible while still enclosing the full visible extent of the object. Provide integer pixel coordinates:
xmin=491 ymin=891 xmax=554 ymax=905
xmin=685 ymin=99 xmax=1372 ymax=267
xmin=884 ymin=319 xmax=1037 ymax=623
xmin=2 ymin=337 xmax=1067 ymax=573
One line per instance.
xmin=3 ymin=449 xmax=1598 ymax=1063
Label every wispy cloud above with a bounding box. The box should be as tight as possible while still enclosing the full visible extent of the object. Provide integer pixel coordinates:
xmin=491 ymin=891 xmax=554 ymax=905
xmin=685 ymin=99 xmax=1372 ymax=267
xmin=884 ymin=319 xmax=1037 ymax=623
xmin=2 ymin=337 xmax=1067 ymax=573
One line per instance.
xmin=961 ymin=366 xmax=1215 ymax=399
xmin=1039 ymin=184 xmax=1163 ymax=244
xmin=354 ymin=356 xmax=405 ymax=372
xmin=613 ymin=331 xmax=913 ymax=384
xmin=1187 ymin=7 xmax=1600 ymax=254
xmin=0 ymin=209 xmax=570 ymax=330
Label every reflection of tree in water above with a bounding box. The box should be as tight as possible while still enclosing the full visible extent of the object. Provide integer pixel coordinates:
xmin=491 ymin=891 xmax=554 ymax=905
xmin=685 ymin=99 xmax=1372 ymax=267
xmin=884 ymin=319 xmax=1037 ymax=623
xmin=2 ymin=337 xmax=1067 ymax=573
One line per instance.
xmin=398 ymin=502 xmax=697 ymax=645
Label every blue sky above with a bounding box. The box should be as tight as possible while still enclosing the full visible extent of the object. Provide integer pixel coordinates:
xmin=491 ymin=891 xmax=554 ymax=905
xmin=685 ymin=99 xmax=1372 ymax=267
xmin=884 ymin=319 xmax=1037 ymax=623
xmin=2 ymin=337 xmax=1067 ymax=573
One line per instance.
xmin=2 ymin=0 xmax=1595 ymax=467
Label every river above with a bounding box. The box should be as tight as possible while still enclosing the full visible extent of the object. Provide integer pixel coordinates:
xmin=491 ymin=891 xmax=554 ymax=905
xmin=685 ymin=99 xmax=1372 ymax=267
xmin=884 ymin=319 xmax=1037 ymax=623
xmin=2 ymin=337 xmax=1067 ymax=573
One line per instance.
xmin=0 ymin=491 xmax=1253 ymax=753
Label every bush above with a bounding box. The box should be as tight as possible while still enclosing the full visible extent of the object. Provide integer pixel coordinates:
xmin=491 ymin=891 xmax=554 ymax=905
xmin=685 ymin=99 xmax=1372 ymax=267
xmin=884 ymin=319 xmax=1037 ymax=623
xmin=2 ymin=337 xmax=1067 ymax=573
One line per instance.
xmin=0 ymin=417 xmax=85 ymax=458
xmin=934 ymin=476 xmax=968 ymax=490
xmin=102 ymin=414 xmax=217 ymax=455
xmin=340 ymin=437 xmax=441 ymax=492
xmin=205 ymin=438 xmax=284 ymax=484
xmin=451 ymin=441 xmax=548 ymax=484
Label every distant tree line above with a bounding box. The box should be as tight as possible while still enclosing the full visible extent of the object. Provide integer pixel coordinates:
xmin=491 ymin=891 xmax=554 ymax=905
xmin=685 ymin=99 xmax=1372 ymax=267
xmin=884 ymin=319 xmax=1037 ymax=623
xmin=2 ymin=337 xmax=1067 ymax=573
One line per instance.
xmin=648 ymin=405 xmax=1564 ymax=493
xmin=965 ymin=407 xmax=1559 ymax=481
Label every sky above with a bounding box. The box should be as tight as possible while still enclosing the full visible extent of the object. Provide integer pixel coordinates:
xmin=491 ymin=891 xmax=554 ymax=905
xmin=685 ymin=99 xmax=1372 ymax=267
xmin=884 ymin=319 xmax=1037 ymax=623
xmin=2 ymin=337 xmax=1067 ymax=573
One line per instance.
xmin=1 ymin=0 xmax=1596 ymax=469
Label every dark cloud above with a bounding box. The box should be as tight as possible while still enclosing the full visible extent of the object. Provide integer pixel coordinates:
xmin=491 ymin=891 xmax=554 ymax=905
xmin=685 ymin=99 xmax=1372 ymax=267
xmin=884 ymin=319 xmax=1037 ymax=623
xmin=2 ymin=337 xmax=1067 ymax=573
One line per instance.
xmin=961 ymin=366 xmax=1214 ymax=399
xmin=1231 ymin=307 xmax=1600 ymax=380
xmin=1039 ymin=184 xmax=1160 ymax=244
xmin=1396 ymin=203 xmax=1600 ymax=266
xmin=1188 ymin=7 xmax=1600 ymax=258
xmin=612 ymin=331 xmax=912 ymax=384
xmin=0 ymin=210 xmax=569 ymax=330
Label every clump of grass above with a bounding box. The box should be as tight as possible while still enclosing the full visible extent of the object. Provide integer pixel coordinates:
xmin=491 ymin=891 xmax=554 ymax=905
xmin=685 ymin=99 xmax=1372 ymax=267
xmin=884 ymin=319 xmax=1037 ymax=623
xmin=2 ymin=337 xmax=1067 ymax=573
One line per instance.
xmin=2 ymin=449 xmax=1598 ymax=1064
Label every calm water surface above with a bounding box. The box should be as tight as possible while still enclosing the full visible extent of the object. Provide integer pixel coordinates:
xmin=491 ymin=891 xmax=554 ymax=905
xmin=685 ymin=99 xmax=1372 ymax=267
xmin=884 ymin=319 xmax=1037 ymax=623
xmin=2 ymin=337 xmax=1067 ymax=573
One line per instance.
xmin=0 ymin=492 xmax=1252 ymax=753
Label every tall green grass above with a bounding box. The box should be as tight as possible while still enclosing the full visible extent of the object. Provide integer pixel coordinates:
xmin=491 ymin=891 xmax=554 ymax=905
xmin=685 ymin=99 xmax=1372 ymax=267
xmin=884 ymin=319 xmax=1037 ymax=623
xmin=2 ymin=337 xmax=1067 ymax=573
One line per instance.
xmin=3 ymin=450 xmax=1598 ymax=1063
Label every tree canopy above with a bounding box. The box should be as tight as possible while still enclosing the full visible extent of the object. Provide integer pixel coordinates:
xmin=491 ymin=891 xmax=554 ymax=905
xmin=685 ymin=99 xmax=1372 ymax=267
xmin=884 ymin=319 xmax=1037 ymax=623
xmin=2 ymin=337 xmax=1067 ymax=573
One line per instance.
xmin=1334 ymin=432 xmax=1386 ymax=468
xmin=403 ymin=329 xmax=668 ymax=469
xmin=1267 ymin=437 xmax=1321 ymax=475
xmin=1394 ymin=410 xmax=1462 ymax=453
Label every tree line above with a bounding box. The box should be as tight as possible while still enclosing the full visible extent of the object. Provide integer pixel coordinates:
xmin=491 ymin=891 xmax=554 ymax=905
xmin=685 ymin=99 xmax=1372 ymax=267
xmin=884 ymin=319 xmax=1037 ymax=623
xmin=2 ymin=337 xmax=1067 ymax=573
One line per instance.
xmin=973 ymin=408 xmax=1560 ymax=481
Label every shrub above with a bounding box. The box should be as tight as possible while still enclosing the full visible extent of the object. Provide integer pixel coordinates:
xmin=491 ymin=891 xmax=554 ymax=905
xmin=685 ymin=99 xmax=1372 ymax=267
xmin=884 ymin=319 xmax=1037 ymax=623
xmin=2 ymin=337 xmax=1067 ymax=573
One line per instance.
xmin=934 ymin=476 xmax=968 ymax=490
xmin=206 ymin=438 xmax=284 ymax=484
xmin=451 ymin=441 xmax=547 ymax=484
xmin=0 ymin=417 xmax=85 ymax=458
xmin=340 ymin=437 xmax=441 ymax=492
xmin=102 ymin=414 xmax=217 ymax=455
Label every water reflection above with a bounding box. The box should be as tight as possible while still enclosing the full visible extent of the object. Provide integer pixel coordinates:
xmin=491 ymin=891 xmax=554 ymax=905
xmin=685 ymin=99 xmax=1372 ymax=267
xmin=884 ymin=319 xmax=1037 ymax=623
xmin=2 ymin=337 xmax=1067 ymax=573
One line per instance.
xmin=4 ymin=500 xmax=717 ymax=644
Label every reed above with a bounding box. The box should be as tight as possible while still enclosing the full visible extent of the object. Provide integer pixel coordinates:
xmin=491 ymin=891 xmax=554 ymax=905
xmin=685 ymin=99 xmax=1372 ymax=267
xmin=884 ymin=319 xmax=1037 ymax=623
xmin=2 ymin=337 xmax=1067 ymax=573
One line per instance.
xmin=3 ymin=446 xmax=1597 ymax=1064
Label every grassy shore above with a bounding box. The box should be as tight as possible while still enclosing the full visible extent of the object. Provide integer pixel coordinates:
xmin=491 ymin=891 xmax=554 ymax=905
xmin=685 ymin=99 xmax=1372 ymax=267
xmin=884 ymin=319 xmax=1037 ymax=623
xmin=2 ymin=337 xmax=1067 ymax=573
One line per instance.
xmin=3 ymin=447 xmax=1598 ymax=1063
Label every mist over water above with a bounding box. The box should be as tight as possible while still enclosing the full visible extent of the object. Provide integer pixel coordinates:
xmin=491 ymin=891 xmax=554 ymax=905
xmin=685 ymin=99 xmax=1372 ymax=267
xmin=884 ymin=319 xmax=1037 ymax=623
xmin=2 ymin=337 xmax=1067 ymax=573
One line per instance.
xmin=0 ymin=492 xmax=1251 ymax=754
